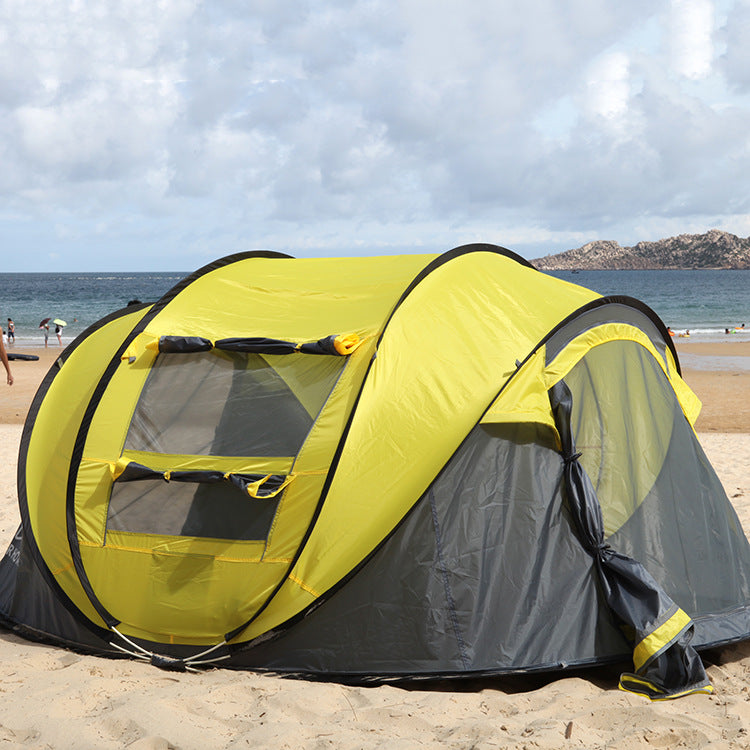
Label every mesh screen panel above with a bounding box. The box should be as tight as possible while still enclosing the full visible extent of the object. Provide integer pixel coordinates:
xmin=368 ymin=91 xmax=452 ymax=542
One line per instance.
xmin=564 ymin=342 xmax=673 ymax=538
xmin=564 ymin=340 xmax=750 ymax=616
xmin=125 ymin=350 xmax=346 ymax=457
xmin=108 ymin=479 xmax=280 ymax=541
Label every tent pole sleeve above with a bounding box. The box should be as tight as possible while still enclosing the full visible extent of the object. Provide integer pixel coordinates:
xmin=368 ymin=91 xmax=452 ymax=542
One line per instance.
xmin=549 ymin=379 xmax=712 ymax=700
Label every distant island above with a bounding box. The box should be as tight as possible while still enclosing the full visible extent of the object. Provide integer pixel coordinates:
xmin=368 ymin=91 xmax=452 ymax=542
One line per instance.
xmin=532 ymin=229 xmax=750 ymax=270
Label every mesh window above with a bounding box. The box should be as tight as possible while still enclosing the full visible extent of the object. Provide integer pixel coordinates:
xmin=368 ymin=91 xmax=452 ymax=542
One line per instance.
xmin=563 ymin=342 xmax=674 ymax=538
xmin=563 ymin=340 xmax=750 ymax=615
xmin=125 ymin=350 xmax=346 ymax=457
xmin=107 ymin=480 xmax=280 ymax=541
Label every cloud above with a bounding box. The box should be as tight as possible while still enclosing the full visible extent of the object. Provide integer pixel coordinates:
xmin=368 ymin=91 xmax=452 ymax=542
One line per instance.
xmin=583 ymin=51 xmax=632 ymax=120
xmin=1 ymin=0 xmax=749 ymax=269
xmin=719 ymin=1 xmax=750 ymax=92
xmin=668 ymin=0 xmax=715 ymax=79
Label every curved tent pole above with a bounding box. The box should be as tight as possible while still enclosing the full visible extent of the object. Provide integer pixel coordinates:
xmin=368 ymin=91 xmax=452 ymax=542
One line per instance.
xmin=62 ymin=251 xmax=294 ymax=634
xmin=224 ymin=243 xmax=542 ymax=643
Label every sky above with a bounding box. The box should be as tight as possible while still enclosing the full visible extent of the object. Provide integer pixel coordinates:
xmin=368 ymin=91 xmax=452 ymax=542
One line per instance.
xmin=1 ymin=0 xmax=750 ymax=271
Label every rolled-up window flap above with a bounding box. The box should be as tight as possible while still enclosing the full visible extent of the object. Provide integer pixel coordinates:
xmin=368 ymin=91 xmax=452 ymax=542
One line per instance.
xmin=112 ymin=461 xmax=291 ymax=500
xmin=211 ymin=333 xmax=362 ymax=356
xmin=298 ymin=333 xmax=363 ymax=355
xmin=112 ymin=460 xmax=163 ymax=482
xmin=214 ymin=337 xmax=299 ymax=355
xmin=124 ymin=333 xmax=363 ymax=362
xmin=158 ymin=336 xmax=213 ymax=353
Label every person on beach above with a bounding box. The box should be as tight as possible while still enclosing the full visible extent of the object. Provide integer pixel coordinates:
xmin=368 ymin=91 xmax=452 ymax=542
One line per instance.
xmin=43 ymin=323 xmax=49 ymax=348
xmin=55 ymin=323 xmax=62 ymax=346
xmin=6 ymin=319 xmax=14 ymax=345
xmin=0 ymin=326 xmax=13 ymax=386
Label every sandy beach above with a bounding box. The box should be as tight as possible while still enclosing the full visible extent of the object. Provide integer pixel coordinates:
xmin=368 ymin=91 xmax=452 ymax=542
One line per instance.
xmin=1 ymin=344 xmax=750 ymax=749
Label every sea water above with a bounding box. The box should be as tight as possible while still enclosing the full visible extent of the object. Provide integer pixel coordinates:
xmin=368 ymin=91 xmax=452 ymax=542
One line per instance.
xmin=0 ymin=272 xmax=184 ymax=347
xmin=549 ymin=269 xmax=750 ymax=339
xmin=0 ymin=267 xmax=749 ymax=347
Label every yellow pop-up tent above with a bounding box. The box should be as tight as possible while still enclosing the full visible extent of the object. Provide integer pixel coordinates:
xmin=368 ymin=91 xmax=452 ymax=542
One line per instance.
xmin=3 ymin=244 xmax=750 ymax=699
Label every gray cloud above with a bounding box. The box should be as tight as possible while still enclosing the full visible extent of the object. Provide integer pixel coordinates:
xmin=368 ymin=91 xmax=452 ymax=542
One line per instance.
xmin=720 ymin=1 xmax=750 ymax=92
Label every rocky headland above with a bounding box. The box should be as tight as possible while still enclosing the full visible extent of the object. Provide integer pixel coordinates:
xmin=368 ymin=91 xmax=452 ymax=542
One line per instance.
xmin=533 ymin=229 xmax=750 ymax=270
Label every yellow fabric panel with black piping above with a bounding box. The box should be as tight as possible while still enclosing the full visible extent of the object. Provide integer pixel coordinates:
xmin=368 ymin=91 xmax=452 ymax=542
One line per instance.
xmin=57 ymin=254 xmax=438 ymax=644
xmin=239 ymin=250 xmax=601 ymax=642
xmin=137 ymin=254 xmax=435 ymax=345
xmin=24 ymin=306 xmax=153 ymax=630
xmin=480 ymin=345 xmax=559 ymax=442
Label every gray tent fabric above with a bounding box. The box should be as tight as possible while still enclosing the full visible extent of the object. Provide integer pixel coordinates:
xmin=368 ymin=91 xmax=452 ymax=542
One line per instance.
xmin=232 ymin=423 xmax=630 ymax=676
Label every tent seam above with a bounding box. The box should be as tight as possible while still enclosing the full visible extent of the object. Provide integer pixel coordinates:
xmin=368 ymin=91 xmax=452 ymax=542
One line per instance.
xmin=428 ymin=488 xmax=470 ymax=671
xmin=288 ymin=574 xmax=321 ymax=599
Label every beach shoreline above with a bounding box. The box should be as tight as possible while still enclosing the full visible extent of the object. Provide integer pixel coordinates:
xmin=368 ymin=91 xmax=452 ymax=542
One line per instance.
xmin=0 ymin=343 xmax=749 ymax=748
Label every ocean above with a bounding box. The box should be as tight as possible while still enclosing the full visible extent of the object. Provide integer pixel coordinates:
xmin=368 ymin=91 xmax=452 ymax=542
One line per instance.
xmin=550 ymin=269 xmax=750 ymax=338
xmin=0 ymin=268 xmax=749 ymax=348
xmin=0 ymin=272 xmax=185 ymax=347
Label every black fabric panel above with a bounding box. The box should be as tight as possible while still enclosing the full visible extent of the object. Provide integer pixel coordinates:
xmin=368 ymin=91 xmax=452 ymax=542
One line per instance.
xmin=234 ymin=423 xmax=629 ymax=676
xmin=693 ymin=606 xmax=750 ymax=650
xmin=0 ymin=527 xmax=22 ymax=617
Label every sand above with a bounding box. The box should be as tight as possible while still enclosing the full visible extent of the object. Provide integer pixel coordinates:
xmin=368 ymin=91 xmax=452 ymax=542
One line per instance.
xmin=1 ymin=346 xmax=750 ymax=749
xmin=676 ymin=339 xmax=750 ymax=433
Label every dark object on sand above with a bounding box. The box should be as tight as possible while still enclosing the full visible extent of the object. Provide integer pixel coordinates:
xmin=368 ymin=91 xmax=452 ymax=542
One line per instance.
xmin=7 ymin=353 xmax=40 ymax=362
